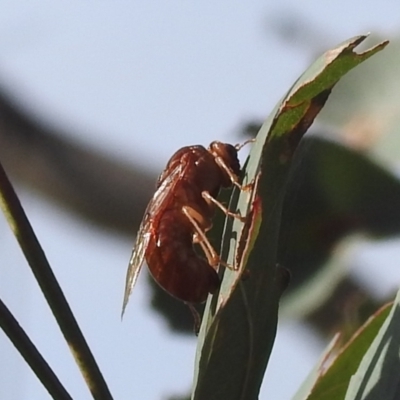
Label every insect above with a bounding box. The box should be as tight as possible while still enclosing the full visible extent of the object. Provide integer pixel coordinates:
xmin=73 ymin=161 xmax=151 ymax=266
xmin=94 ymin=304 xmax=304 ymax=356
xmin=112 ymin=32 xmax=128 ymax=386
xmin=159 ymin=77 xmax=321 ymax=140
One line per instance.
xmin=121 ymin=140 xmax=253 ymax=316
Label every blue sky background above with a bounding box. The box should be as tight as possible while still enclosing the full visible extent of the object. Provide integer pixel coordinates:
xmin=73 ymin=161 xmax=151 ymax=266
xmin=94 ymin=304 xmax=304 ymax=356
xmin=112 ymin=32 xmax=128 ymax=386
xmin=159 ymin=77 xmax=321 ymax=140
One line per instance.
xmin=1 ymin=1 xmax=400 ymax=399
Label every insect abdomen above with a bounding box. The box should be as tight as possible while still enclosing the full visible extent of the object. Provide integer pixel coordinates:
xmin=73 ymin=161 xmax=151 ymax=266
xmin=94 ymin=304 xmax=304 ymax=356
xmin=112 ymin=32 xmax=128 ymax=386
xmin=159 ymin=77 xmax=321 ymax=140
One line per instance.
xmin=146 ymin=210 xmax=220 ymax=303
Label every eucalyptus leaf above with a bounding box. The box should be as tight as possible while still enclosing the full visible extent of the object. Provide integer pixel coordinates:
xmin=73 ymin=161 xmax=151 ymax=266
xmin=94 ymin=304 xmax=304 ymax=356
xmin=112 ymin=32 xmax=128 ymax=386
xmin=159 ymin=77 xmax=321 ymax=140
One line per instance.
xmin=293 ymin=303 xmax=391 ymax=400
xmin=192 ymin=35 xmax=388 ymax=400
xmin=292 ymin=333 xmax=341 ymax=400
xmin=345 ymin=289 xmax=400 ymax=400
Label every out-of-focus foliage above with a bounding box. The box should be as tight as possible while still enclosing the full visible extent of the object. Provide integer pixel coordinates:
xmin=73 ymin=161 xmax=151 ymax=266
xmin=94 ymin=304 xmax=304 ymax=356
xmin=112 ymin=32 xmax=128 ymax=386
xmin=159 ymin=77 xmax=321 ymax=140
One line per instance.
xmin=280 ymin=135 xmax=400 ymax=290
xmin=318 ymin=36 xmax=400 ymax=165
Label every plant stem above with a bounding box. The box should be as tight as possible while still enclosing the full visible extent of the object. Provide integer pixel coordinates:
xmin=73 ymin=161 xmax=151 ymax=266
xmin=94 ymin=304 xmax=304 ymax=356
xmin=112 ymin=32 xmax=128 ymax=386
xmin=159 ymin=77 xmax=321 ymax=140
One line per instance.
xmin=0 ymin=161 xmax=113 ymax=400
xmin=0 ymin=298 xmax=73 ymax=400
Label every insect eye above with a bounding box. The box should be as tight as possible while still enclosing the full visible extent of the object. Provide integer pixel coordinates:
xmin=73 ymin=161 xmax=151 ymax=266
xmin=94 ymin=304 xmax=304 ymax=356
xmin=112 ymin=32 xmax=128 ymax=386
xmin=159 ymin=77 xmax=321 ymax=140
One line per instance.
xmin=210 ymin=141 xmax=234 ymax=158
xmin=209 ymin=141 xmax=221 ymax=153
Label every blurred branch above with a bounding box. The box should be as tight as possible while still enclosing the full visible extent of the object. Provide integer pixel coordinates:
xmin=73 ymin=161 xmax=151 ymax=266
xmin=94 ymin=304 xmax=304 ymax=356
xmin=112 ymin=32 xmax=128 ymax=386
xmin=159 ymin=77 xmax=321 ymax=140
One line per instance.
xmin=0 ymin=86 xmax=156 ymax=235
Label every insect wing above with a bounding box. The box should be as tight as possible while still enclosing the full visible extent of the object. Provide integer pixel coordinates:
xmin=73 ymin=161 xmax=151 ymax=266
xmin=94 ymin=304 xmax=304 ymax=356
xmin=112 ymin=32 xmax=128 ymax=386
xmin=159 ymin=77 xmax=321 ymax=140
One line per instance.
xmin=122 ymin=163 xmax=184 ymax=316
xmin=155 ymin=146 xmax=192 ymax=188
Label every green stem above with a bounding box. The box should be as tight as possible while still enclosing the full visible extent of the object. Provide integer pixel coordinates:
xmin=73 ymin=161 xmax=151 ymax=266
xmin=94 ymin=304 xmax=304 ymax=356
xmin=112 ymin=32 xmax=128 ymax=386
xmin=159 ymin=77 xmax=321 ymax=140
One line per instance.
xmin=0 ymin=298 xmax=72 ymax=400
xmin=0 ymin=161 xmax=113 ymax=400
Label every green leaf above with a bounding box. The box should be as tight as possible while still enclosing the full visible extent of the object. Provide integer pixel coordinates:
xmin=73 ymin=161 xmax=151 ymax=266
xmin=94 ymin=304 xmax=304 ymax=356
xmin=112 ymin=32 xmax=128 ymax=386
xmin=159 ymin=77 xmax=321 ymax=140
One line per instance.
xmin=192 ymin=35 xmax=388 ymax=400
xmin=294 ymin=303 xmax=391 ymax=400
xmin=293 ymin=333 xmax=341 ymax=400
xmin=344 ymin=289 xmax=400 ymax=399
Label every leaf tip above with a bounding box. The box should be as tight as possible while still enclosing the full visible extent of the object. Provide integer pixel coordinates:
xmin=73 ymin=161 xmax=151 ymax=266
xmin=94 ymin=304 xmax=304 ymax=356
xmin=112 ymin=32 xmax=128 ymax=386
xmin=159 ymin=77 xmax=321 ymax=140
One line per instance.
xmin=351 ymin=33 xmax=390 ymax=57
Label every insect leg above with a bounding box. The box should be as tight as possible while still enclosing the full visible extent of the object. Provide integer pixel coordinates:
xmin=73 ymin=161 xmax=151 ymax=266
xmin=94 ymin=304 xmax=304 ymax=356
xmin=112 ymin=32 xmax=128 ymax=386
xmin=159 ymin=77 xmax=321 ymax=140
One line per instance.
xmin=192 ymin=229 xmax=234 ymax=271
xmin=214 ymin=156 xmax=254 ymax=192
xmin=181 ymin=206 xmax=219 ymax=266
xmin=202 ymin=191 xmax=246 ymax=222
xmin=234 ymin=138 xmax=255 ymax=151
xmin=182 ymin=205 xmax=236 ymax=271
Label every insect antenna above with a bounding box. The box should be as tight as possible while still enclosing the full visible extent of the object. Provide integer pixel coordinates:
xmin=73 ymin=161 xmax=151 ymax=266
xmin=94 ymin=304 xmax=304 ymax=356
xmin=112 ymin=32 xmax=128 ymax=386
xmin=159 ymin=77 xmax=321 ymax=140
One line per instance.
xmin=234 ymin=138 xmax=255 ymax=151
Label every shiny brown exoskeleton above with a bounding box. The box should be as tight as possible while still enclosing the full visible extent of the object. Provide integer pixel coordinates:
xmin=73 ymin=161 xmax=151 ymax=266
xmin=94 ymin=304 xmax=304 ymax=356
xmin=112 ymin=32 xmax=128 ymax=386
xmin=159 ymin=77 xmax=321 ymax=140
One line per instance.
xmin=122 ymin=141 xmax=251 ymax=315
